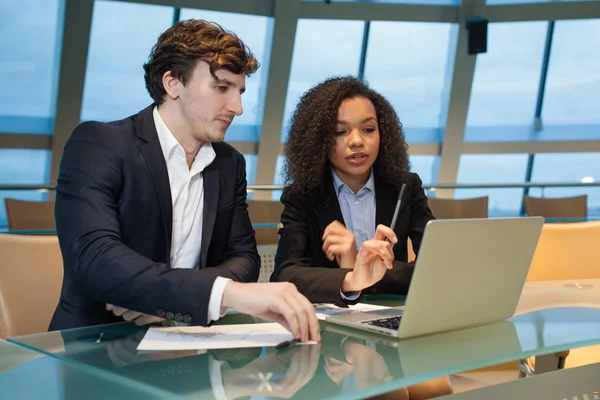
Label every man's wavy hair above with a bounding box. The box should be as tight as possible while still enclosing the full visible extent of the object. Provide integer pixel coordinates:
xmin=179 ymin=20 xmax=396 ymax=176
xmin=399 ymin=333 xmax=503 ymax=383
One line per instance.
xmin=143 ymin=19 xmax=259 ymax=105
xmin=283 ymin=76 xmax=410 ymax=197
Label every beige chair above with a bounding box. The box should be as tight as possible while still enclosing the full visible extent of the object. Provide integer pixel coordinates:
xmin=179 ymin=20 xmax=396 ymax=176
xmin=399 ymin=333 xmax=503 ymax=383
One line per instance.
xmin=427 ymin=197 xmax=489 ymax=219
xmin=4 ymin=198 xmax=56 ymax=231
xmin=527 ymin=220 xmax=600 ymax=282
xmin=525 ymin=221 xmax=600 ymax=372
xmin=247 ymin=200 xmax=284 ymax=245
xmin=0 ymin=234 xmax=63 ymax=338
xmin=407 ymin=237 xmax=416 ymax=262
xmin=523 ymin=194 xmax=587 ymax=220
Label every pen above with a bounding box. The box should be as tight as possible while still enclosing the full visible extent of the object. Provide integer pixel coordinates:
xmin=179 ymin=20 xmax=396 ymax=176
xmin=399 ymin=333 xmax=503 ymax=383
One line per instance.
xmin=275 ymin=330 xmax=324 ymax=349
xmin=275 ymin=337 xmax=301 ymax=349
xmin=385 ymin=183 xmax=407 ymax=243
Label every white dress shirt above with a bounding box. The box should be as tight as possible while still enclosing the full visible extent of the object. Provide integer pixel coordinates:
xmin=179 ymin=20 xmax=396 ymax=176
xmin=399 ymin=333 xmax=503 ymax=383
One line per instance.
xmin=154 ymin=107 xmax=230 ymax=323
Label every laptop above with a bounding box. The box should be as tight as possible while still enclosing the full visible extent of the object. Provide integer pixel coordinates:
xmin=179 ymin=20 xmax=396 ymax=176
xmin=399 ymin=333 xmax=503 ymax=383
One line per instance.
xmin=327 ymin=217 xmax=544 ymax=339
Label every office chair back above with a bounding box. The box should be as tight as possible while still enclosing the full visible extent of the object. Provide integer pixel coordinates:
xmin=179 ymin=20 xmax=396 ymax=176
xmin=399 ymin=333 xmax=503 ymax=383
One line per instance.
xmin=4 ymin=198 xmax=56 ymax=231
xmin=427 ymin=196 xmax=489 ymax=219
xmin=527 ymin=221 xmax=600 ymax=282
xmin=523 ymin=195 xmax=587 ymax=219
xmin=0 ymin=234 xmax=63 ymax=338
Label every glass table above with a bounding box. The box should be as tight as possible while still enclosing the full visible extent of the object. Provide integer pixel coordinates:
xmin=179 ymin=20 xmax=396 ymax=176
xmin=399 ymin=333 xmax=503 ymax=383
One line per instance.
xmin=8 ymin=287 xmax=600 ymax=400
xmin=0 ymin=339 xmax=176 ymax=399
xmin=525 ymin=279 xmax=600 ymax=300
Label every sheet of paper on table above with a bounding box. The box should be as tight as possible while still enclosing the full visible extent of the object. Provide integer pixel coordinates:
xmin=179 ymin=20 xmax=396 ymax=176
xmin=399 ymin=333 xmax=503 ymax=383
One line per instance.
xmin=137 ymin=323 xmax=317 ymax=351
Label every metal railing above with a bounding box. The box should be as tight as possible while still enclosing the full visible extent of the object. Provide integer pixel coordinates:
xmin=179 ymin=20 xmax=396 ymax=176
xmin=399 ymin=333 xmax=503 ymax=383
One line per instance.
xmin=1 ymin=182 xmax=599 ymax=192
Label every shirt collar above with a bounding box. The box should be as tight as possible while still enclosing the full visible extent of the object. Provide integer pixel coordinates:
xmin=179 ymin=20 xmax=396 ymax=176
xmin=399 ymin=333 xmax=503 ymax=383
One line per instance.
xmin=153 ymin=106 xmax=181 ymax=162
xmin=331 ymin=167 xmax=375 ymax=197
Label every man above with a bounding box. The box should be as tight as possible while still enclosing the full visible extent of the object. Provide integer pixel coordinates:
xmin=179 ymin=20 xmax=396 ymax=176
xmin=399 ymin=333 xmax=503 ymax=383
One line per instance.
xmin=49 ymin=19 xmax=319 ymax=343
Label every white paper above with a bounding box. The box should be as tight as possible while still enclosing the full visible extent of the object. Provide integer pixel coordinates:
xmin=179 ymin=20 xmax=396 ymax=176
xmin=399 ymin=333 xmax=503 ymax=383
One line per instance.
xmin=137 ymin=323 xmax=297 ymax=351
xmin=314 ymin=303 xmax=391 ymax=320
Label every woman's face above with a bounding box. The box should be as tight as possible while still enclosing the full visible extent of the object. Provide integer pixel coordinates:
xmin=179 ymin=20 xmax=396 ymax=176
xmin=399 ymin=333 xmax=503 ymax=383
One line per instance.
xmin=328 ymin=96 xmax=380 ymax=186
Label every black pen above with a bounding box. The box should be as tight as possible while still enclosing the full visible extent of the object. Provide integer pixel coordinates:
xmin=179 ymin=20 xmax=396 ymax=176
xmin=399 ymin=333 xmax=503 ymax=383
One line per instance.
xmin=385 ymin=183 xmax=407 ymax=243
xmin=275 ymin=330 xmax=324 ymax=349
xmin=275 ymin=337 xmax=301 ymax=349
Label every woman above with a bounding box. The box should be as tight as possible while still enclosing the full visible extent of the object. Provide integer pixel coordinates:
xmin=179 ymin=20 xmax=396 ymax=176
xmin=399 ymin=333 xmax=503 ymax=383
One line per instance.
xmin=272 ymin=76 xmax=434 ymax=306
xmin=273 ymin=76 xmax=450 ymax=399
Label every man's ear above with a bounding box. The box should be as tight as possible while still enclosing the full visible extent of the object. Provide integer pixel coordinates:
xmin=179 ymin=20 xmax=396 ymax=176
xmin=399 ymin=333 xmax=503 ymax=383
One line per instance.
xmin=163 ymin=71 xmax=180 ymax=100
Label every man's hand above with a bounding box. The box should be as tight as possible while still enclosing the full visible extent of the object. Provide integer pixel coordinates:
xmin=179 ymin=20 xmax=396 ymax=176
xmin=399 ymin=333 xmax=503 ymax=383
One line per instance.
xmin=223 ymin=343 xmax=321 ymax=399
xmin=341 ymin=239 xmax=394 ymax=292
xmin=343 ymin=340 xmax=393 ymax=388
xmin=106 ymin=304 xmax=165 ymax=326
xmin=322 ymin=221 xmax=356 ymax=269
xmin=221 ymin=282 xmax=321 ymax=343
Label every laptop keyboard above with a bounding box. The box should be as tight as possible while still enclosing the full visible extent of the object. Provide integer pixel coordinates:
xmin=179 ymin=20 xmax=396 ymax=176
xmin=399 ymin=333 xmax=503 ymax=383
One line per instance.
xmin=362 ymin=316 xmax=402 ymax=330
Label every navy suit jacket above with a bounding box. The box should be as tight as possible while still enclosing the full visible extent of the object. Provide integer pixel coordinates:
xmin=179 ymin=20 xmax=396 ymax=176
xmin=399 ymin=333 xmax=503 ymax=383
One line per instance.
xmin=272 ymin=170 xmax=433 ymax=306
xmin=49 ymin=105 xmax=260 ymax=331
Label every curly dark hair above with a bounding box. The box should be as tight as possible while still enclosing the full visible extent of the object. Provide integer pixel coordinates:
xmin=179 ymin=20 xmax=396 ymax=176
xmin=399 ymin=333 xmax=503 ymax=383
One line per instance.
xmin=283 ymin=76 xmax=410 ymax=197
xmin=143 ymin=19 xmax=259 ymax=105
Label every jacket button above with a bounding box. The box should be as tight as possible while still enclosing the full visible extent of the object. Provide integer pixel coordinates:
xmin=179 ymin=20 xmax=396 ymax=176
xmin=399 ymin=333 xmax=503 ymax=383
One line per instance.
xmin=174 ymin=313 xmax=183 ymax=322
xmin=165 ymin=311 xmax=174 ymax=320
xmin=183 ymin=314 xmax=192 ymax=323
xmin=157 ymin=309 xmax=166 ymax=318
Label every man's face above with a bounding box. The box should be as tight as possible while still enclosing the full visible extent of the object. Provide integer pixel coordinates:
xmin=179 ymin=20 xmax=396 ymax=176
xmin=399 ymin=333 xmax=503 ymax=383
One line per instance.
xmin=175 ymin=61 xmax=245 ymax=143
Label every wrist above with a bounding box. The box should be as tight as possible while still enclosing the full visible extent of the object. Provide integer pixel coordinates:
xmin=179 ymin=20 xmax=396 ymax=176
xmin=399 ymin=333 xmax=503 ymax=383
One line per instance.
xmin=341 ymin=272 xmax=361 ymax=292
xmin=343 ymin=252 xmax=357 ymax=269
xmin=221 ymin=280 xmax=239 ymax=310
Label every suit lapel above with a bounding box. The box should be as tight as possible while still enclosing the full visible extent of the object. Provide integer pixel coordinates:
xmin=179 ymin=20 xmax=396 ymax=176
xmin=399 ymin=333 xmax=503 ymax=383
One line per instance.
xmin=201 ymin=163 xmax=219 ymax=268
xmin=136 ymin=105 xmax=173 ymax=258
xmin=319 ymin=172 xmax=345 ymax=226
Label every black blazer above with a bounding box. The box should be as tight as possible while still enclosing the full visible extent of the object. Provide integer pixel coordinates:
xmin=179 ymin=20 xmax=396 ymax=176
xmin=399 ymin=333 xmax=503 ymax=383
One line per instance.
xmin=272 ymin=171 xmax=433 ymax=306
xmin=49 ymin=105 xmax=260 ymax=331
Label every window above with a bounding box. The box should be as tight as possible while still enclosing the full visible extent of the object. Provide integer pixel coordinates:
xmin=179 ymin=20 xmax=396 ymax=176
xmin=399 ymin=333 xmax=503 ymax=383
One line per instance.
xmin=465 ymin=22 xmax=546 ymax=141
xmin=80 ymin=1 xmax=174 ymax=123
xmin=243 ymin=154 xmax=258 ymax=200
xmin=272 ymin=155 xmax=286 ymax=201
xmin=0 ymin=0 xmax=62 ymax=134
xmin=542 ymin=19 xmax=600 ymax=126
xmin=456 ymin=154 xmax=529 ymax=216
xmin=364 ymin=22 xmax=452 ymax=143
xmin=528 ymin=153 xmax=600 ymax=216
xmin=410 ymin=155 xmax=438 ymax=186
xmin=281 ymin=19 xmax=364 ymax=142
xmin=487 ymin=0 xmax=596 ymax=4
xmin=0 ymin=149 xmax=51 ymax=228
xmin=180 ymin=9 xmax=271 ymax=142
xmin=304 ymin=0 xmax=459 ymax=4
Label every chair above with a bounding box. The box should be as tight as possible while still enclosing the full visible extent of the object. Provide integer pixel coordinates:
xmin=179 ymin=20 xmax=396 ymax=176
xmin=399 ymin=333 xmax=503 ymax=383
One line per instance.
xmin=527 ymin=220 xmax=600 ymax=282
xmin=0 ymin=234 xmax=63 ymax=338
xmin=4 ymin=198 xmax=56 ymax=231
xmin=247 ymin=200 xmax=284 ymax=245
xmin=525 ymin=220 xmax=600 ymax=372
xmin=257 ymin=244 xmax=278 ymax=283
xmin=523 ymin=195 xmax=587 ymax=220
xmin=427 ymin=197 xmax=488 ymax=219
